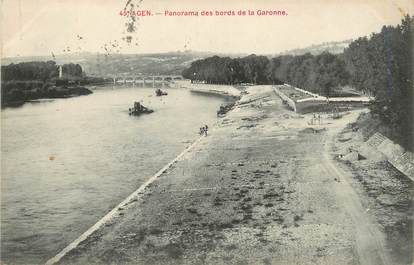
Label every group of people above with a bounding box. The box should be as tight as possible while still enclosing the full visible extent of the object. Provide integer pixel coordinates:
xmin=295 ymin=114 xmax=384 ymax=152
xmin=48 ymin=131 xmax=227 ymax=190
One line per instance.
xmin=199 ymin=125 xmax=209 ymax=136
xmin=308 ymin=113 xmax=322 ymax=125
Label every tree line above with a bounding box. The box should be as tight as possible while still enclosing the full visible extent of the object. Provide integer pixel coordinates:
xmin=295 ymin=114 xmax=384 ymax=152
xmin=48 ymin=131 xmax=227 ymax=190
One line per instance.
xmin=183 ymin=52 xmax=350 ymax=97
xmin=183 ymin=15 xmax=413 ymax=149
xmin=1 ymin=61 xmax=92 ymax=106
xmin=1 ymin=61 xmax=83 ymax=82
xmin=343 ymin=16 xmax=412 ymax=150
xmin=183 ymin=55 xmax=270 ymax=85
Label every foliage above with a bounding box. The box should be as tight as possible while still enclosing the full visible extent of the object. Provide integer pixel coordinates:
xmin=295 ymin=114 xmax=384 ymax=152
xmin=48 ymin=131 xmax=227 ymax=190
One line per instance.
xmin=1 ymin=61 xmax=59 ymax=82
xmin=1 ymin=61 xmax=86 ymax=106
xmin=183 ymin=52 xmax=348 ymax=95
xmin=61 ymin=63 xmax=83 ymax=79
xmin=343 ymin=15 xmax=413 ymax=149
xmin=182 ymin=54 xmax=271 ymax=85
xmin=1 ymin=61 xmax=83 ymax=81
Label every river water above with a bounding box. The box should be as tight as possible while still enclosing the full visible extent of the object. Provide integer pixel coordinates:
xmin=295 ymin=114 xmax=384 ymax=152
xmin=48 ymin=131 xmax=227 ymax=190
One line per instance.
xmin=1 ymin=85 xmax=229 ymax=264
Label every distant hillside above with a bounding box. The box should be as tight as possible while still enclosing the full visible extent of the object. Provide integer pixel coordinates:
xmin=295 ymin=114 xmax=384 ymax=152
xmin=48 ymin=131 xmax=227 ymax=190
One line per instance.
xmin=1 ymin=41 xmax=351 ymax=76
xmin=276 ymin=40 xmax=352 ymax=56
xmin=1 ymin=51 xmax=246 ymax=77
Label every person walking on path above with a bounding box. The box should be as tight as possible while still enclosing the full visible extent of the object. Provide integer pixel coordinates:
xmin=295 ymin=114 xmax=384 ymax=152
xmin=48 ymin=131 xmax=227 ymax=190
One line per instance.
xmin=204 ymin=125 xmax=208 ymax=136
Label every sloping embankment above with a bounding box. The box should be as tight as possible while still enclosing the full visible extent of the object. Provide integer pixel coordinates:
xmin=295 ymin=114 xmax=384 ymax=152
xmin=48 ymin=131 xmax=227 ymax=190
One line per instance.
xmin=175 ymin=80 xmax=241 ymax=98
xmin=364 ymin=132 xmax=414 ymax=181
xmin=333 ymin=114 xmax=413 ymax=265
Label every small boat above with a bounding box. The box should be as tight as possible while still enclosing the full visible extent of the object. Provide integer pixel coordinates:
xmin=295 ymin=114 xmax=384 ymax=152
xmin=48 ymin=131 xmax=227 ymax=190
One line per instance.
xmin=155 ymin=88 xmax=168 ymax=96
xmin=129 ymin=101 xmax=154 ymax=116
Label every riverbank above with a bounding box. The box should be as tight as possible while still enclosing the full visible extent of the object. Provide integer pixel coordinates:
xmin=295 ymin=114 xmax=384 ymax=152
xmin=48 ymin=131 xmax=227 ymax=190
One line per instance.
xmin=1 ymin=83 xmax=93 ymax=108
xmin=51 ymin=85 xmax=406 ymax=265
xmin=175 ymin=80 xmax=242 ymax=98
xmin=1 ymin=86 xmax=228 ymax=264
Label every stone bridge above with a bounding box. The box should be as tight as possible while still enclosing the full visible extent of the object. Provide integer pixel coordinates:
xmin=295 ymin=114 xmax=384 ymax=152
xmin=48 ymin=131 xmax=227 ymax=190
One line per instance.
xmin=106 ymin=75 xmax=184 ymax=85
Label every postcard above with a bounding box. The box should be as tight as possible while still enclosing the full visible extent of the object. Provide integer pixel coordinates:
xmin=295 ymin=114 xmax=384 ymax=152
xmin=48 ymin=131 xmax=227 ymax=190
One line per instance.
xmin=1 ymin=0 xmax=413 ymax=264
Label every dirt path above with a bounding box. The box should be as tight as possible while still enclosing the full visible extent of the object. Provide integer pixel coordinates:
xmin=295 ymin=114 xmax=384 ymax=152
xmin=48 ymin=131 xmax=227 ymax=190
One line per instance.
xmin=323 ymin=131 xmax=392 ymax=265
xmin=331 ymin=113 xmax=413 ymax=265
xmin=52 ymin=86 xmax=393 ymax=265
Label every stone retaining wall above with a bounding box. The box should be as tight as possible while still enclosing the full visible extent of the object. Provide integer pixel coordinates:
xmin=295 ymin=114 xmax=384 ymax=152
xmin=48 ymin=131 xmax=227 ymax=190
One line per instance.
xmin=366 ymin=132 xmax=414 ymax=181
xmin=273 ymin=86 xmax=297 ymax=111
xmin=273 ymin=85 xmax=370 ymax=114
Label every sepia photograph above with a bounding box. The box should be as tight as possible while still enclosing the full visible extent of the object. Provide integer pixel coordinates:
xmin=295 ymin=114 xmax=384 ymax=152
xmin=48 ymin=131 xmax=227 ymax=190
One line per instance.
xmin=1 ymin=0 xmax=413 ymax=264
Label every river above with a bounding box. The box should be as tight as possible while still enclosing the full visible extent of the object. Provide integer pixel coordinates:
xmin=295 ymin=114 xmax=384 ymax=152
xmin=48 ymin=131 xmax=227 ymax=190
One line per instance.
xmin=1 ymin=84 xmax=229 ymax=264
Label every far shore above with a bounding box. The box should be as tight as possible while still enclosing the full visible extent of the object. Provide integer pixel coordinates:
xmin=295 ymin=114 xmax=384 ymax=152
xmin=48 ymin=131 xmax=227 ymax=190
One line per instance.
xmin=1 ymin=85 xmax=93 ymax=108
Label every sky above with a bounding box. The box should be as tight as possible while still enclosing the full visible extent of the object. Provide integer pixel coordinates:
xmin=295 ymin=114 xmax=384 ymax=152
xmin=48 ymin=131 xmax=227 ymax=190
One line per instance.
xmin=1 ymin=0 xmax=412 ymax=58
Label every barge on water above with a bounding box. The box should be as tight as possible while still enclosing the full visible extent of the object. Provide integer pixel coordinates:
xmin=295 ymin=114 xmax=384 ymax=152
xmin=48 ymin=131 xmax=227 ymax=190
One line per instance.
xmin=129 ymin=101 xmax=154 ymax=116
xmin=155 ymin=88 xmax=168 ymax=96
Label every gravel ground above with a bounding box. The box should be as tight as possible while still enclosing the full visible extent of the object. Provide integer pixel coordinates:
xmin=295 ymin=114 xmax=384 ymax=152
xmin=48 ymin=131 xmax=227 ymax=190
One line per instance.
xmin=54 ymin=86 xmax=397 ymax=265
